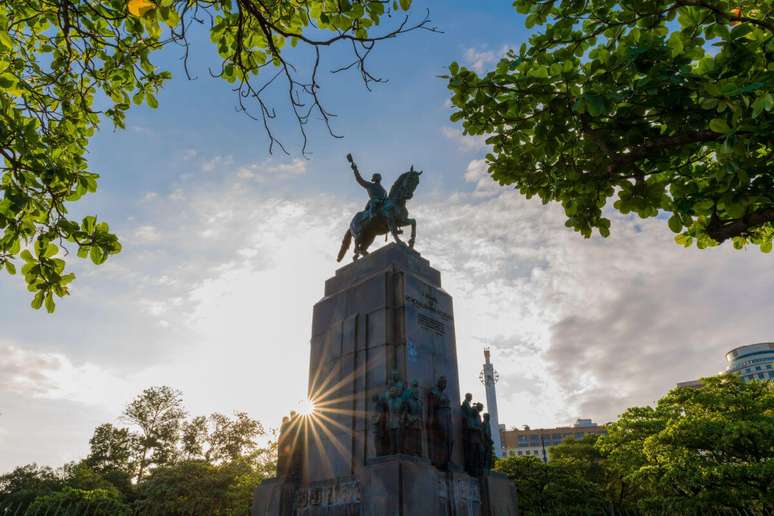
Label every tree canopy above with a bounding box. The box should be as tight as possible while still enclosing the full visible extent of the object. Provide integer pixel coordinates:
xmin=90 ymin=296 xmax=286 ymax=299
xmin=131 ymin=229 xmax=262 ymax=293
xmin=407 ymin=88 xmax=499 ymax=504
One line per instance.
xmin=496 ymin=374 xmax=773 ymax=514
xmin=0 ymin=385 xmax=275 ymax=515
xmin=0 ymin=0 xmax=430 ymax=311
xmin=447 ymin=0 xmax=774 ymax=252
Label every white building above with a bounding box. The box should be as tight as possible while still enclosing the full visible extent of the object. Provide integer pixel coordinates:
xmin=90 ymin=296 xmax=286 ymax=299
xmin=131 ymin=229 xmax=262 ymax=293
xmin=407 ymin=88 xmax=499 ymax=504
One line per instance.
xmin=480 ymin=348 xmax=504 ymax=457
xmin=726 ymin=342 xmax=774 ymax=382
xmin=501 ymin=419 xmax=606 ymax=463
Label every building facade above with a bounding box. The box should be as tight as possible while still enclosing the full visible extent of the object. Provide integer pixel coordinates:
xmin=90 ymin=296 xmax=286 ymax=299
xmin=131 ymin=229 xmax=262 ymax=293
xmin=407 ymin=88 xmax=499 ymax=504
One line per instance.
xmin=725 ymin=342 xmax=774 ymax=382
xmin=500 ymin=419 xmax=605 ymax=463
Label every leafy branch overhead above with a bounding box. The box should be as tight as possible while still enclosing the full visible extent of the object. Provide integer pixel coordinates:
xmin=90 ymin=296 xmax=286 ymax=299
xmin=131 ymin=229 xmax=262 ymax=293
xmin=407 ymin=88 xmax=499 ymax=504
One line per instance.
xmin=447 ymin=0 xmax=774 ymax=252
xmin=0 ymin=0 xmax=433 ymax=312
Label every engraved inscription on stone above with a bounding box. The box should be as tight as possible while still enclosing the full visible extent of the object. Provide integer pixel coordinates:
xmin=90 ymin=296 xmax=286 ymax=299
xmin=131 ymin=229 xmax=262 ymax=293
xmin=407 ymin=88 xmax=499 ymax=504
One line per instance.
xmin=406 ymin=289 xmax=453 ymax=336
xmin=294 ymin=480 xmax=361 ymax=509
xmin=418 ymin=312 xmax=446 ymax=336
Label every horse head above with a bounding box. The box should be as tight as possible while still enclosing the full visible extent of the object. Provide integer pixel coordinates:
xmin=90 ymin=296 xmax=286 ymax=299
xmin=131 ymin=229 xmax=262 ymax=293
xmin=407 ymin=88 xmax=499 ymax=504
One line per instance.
xmin=388 ymin=166 xmax=422 ymax=202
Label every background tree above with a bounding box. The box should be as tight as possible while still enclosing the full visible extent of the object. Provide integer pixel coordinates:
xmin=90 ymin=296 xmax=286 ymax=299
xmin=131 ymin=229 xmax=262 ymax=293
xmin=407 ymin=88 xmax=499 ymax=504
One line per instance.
xmin=86 ymin=423 xmax=136 ymax=473
xmin=208 ymin=411 xmax=265 ymax=463
xmin=550 ymin=434 xmax=636 ymax=511
xmin=181 ymin=415 xmax=209 ymax=461
xmin=84 ymin=423 xmax=137 ymax=497
xmin=0 ymin=385 xmax=276 ymax=513
xmin=495 ymin=455 xmax=552 ymax=514
xmin=0 ymin=0 xmax=433 ymax=311
xmin=494 ymin=454 xmax=606 ymax=515
xmin=0 ymin=464 xmax=62 ymax=511
xmin=598 ymin=374 xmax=774 ymax=512
xmin=25 ymin=486 xmax=130 ymax=516
xmin=123 ymin=385 xmax=186 ymax=482
xmin=447 ymin=0 xmax=773 ymax=252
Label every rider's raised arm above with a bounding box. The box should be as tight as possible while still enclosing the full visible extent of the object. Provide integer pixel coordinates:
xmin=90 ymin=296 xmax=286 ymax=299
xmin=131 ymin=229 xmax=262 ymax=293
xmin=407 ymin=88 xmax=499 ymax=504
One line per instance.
xmin=348 ymin=155 xmax=370 ymax=189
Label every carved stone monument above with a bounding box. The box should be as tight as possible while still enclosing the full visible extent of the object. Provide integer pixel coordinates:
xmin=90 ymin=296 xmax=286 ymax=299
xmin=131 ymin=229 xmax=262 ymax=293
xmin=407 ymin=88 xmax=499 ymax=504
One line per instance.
xmin=252 ymin=157 xmax=517 ymax=515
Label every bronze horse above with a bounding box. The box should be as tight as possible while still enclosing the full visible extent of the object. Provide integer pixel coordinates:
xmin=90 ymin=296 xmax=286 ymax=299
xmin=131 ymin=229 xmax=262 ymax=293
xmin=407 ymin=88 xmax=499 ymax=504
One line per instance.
xmin=337 ymin=166 xmax=422 ymax=262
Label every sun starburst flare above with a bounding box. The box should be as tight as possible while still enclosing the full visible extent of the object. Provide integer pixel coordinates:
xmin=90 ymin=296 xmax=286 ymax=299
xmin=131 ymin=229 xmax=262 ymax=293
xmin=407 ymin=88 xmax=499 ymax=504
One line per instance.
xmin=297 ymin=398 xmax=317 ymax=417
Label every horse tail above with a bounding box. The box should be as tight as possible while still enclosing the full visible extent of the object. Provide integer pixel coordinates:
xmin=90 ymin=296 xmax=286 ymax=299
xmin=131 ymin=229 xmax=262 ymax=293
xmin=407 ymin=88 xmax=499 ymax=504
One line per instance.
xmin=337 ymin=229 xmax=352 ymax=262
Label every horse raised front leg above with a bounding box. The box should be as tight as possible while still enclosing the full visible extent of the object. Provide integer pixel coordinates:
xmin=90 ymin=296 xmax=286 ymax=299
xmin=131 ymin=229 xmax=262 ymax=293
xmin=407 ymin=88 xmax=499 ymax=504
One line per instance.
xmin=407 ymin=218 xmax=416 ymax=248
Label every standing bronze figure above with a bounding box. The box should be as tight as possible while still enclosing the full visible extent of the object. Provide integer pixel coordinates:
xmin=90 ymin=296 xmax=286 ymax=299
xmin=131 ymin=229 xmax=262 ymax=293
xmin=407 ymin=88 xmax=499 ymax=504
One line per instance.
xmin=482 ymin=412 xmax=495 ymax=471
xmin=462 ymin=394 xmax=485 ymax=477
xmin=337 ymin=153 xmax=422 ymax=262
xmin=428 ymin=376 xmax=453 ymax=470
xmin=402 ymin=380 xmax=423 ymax=456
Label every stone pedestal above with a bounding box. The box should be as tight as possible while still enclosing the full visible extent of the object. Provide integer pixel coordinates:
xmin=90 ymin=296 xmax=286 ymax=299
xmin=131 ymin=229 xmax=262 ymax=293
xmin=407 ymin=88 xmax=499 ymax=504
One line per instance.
xmin=252 ymin=244 xmax=518 ymax=515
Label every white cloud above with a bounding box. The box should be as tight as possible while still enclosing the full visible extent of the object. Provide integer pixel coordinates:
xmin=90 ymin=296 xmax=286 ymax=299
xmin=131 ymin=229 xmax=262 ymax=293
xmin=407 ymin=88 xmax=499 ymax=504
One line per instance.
xmin=236 ymin=158 xmax=308 ymax=181
xmin=0 ymin=342 xmax=130 ymax=407
xmin=416 ymin=190 xmax=774 ymax=426
xmin=463 ymin=159 xmax=500 ymax=197
xmin=441 ymin=126 xmax=488 ymax=153
xmin=133 ymin=225 xmax=161 ymax=243
xmin=463 ymin=47 xmax=498 ymax=73
xmin=201 ymin=155 xmax=234 ymax=173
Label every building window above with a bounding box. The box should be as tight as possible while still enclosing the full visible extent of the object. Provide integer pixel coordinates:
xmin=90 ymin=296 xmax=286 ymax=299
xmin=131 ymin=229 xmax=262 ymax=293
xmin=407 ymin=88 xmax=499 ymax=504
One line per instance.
xmin=767 ymin=365 xmax=772 ymax=369
xmin=746 ymin=368 xmax=751 ymax=373
xmin=756 ymin=366 xmax=762 ymax=371
xmin=758 ymin=373 xmax=765 ymax=379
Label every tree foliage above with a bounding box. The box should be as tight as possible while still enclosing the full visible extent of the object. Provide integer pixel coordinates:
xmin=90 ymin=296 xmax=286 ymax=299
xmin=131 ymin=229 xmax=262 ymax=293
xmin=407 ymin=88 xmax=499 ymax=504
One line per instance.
xmin=123 ymin=386 xmax=186 ymax=481
xmin=0 ymin=385 xmax=275 ymax=514
xmin=598 ymin=374 xmax=774 ymax=512
xmin=0 ymin=0 xmax=432 ymax=311
xmin=496 ymin=375 xmax=773 ymax=514
xmin=495 ymin=454 xmax=607 ymax=515
xmin=0 ymin=464 xmax=62 ymax=511
xmin=134 ymin=459 xmax=268 ymax=515
xmin=447 ymin=0 xmax=774 ymax=252
xmin=26 ymin=486 xmax=131 ymax=515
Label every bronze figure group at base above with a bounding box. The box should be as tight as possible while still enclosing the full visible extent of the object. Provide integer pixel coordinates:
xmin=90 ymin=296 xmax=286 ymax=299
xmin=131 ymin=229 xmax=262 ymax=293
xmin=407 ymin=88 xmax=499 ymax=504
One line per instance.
xmin=275 ymin=373 xmax=495 ymax=482
xmin=372 ymin=371 xmax=495 ymax=477
xmin=276 ymin=411 xmax=305 ymax=481
xmin=461 ymin=392 xmax=496 ymax=477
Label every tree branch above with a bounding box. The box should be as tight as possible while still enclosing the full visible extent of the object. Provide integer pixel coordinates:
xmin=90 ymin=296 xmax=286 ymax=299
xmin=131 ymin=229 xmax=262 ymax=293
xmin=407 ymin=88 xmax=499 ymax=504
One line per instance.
xmin=706 ymin=209 xmax=774 ymax=242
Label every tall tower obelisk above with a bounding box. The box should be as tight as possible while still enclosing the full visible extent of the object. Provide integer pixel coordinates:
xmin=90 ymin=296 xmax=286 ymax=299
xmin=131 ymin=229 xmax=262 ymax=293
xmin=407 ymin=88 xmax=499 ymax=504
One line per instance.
xmin=480 ymin=348 xmax=503 ymax=458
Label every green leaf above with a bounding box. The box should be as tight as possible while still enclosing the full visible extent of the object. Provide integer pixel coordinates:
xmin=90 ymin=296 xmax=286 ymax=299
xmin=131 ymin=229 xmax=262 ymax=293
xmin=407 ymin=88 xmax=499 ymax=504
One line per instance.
xmin=0 ymin=73 xmax=18 ymax=90
xmin=751 ymin=94 xmax=773 ymax=118
xmin=0 ymin=31 xmax=13 ymax=51
xmin=709 ymin=118 xmax=731 ymax=134
xmin=4 ymin=261 xmax=16 ymax=275
xmin=675 ymin=233 xmax=693 ymax=248
xmin=31 ymin=291 xmax=44 ymax=310
xmin=667 ymin=32 xmax=684 ymax=57
xmin=528 ymin=66 xmax=549 ymax=79
xmin=45 ymin=293 xmax=55 ymax=313
xmin=90 ymin=246 xmax=106 ymax=265
xmin=399 ymin=0 xmax=411 ymax=10
xmin=761 ymin=241 xmax=772 ymax=253
xmin=585 ymin=94 xmax=606 ymax=116
xmin=668 ymin=215 xmax=682 ymax=233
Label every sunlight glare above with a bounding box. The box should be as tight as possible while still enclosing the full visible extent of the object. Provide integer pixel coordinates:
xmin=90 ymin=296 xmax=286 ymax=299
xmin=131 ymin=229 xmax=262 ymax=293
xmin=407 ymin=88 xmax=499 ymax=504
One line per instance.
xmin=298 ymin=398 xmax=316 ymax=417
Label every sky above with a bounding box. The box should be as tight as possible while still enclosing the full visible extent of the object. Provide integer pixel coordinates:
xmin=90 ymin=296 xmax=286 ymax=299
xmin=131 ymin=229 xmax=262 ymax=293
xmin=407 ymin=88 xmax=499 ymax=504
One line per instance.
xmin=1 ymin=1 xmax=773 ymax=472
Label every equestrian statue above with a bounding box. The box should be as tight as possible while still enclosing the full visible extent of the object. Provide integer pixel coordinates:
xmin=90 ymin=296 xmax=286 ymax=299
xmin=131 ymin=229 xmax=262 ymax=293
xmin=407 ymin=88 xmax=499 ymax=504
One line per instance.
xmin=337 ymin=153 xmax=422 ymax=262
